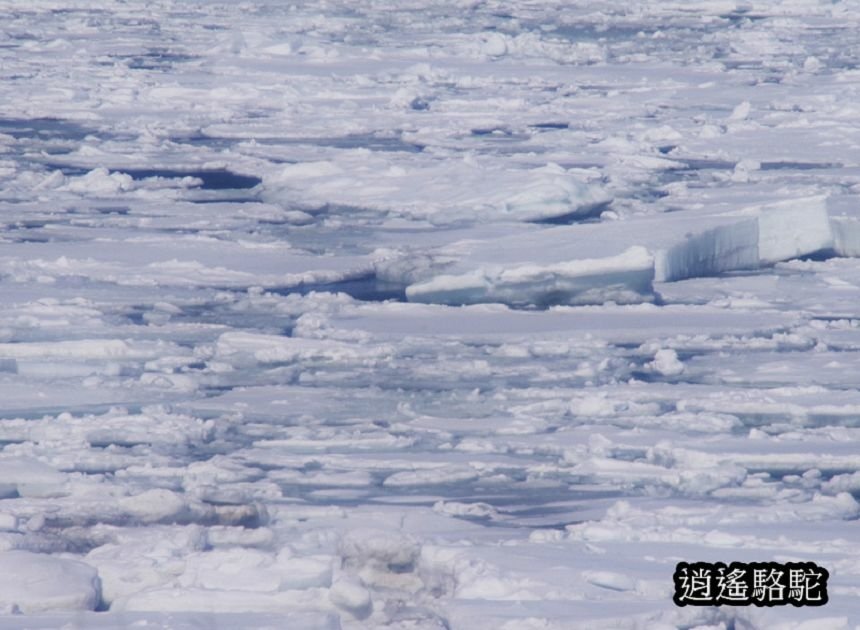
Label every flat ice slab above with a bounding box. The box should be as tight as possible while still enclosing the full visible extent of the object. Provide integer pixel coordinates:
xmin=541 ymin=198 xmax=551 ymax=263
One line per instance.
xmin=394 ymin=195 xmax=836 ymax=307
xmin=264 ymin=158 xmax=611 ymax=225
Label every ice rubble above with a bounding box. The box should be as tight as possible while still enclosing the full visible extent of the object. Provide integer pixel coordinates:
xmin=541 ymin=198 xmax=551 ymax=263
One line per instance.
xmin=397 ymin=195 xmax=849 ymax=307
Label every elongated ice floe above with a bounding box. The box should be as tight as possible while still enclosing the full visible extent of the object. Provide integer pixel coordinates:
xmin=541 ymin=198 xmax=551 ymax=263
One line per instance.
xmin=264 ymin=158 xmax=611 ymax=224
xmin=396 ymin=195 xmax=843 ymax=307
xmin=405 ymin=246 xmax=654 ymax=307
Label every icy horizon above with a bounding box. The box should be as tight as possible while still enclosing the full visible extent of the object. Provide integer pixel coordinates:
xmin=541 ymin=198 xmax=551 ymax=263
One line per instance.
xmin=0 ymin=1 xmax=859 ymax=628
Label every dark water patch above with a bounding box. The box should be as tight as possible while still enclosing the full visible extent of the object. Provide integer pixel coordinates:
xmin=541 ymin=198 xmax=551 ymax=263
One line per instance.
xmin=283 ymin=133 xmax=425 ymax=153
xmin=628 ymin=369 xmax=702 ymax=385
xmin=241 ymin=132 xmax=424 ymax=154
xmin=719 ymin=11 xmax=770 ymax=25
xmin=44 ymin=163 xmax=261 ymax=190
xmin=471 ymin=126 xmax=513 ymax=137
xmin=123 ymin=310 xmax=146 ymax=326
xmin=4 ymin=235 xmax=51 ymax=243
xmin=557 ymin=161 xmax=606 ymax=170
xmin=748 ymin=467 xmax=858 ymax=481
xmin=185 ymin=196 xmax=259 ymax=204
xmin=796 ymin=248 xmax=838 ymax=262
xmin=8 ymin=219 xmax=49 ymax=229
xmin=656 ymin=158 xmax=736 ymax=187
xmin=554 ymin=24 xmax=654 ymax=42
xmin=630 ymin=188 xmax=669 ymax=202
xmin=722 ymin=59 xmax=765 ymax=70
xmin=124 ymin=168 xmax=261 ymax=190
xmin=386 ymin=485 xmax=623 ymax=529
xmin=674 ymin=157 xmax=736 ymax=171
xmin=529 ymin=200 xmax=612 ymax=225
xmin=95 ymin=206 xmax=130 ymax=215
xmin=273 ymin=273 xmax=406 ymax=302
xmin=760 ymin=161 xmax=840 ymax=171
xmin=170 ymin=133 xmax=237 ymax=149
xmin=530 ymin=122 xmax=569 ymax=130
xmin=120 ymin=50 xmax=199 ymax=71
xmin=0 ymin=117 xmax=96 ymax=141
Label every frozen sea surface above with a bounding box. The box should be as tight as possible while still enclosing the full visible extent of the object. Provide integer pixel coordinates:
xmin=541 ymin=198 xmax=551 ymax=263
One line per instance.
xmin=1 ymin=0 xmax=860 ymax=628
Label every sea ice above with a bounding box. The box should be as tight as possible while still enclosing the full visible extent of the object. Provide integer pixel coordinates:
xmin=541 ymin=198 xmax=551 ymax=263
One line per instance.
xmin=1 ymin=1 xmax=859 ymax=628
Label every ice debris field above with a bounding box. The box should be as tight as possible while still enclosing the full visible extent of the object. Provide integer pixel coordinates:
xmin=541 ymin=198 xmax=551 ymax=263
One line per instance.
xmin=2 ymin=0 xmax=860 ymax=628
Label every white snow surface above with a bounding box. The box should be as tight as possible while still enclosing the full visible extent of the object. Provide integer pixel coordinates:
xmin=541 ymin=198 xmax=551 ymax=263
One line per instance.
xmin=0 ymin=1 xmax=859 ymax=628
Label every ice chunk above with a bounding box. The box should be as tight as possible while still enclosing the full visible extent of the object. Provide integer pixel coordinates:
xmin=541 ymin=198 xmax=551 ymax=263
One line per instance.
xmin=0 ymin=551 xmax=101 ymax=613
xmin=0 ymin=457 xmax=68 ymax=498
xmin=501 ymin=174 xmax=611 ymax=222
xmin=433 ymin=501 xmax=498 ymax=519
xmin=832 ymin=215 xmax=860 ymax=257
xmin=264 ymin=156 xmax=610 ymax=225
xmin=647 ymin=349 xmax=685 ymax=376
xmin=328 ymin=578 xmax=372 ymax=619
xmin=215 ymin=332 xmax=389 ymax=364
xmin=340 ymin=529 xmax=421 ymax=572
xmin=277 ymin=554 xmax=334 ymax=590
xmin=119 ymin=488 xmax=188 ymax=523
xmin=179 ymin=549 xmax=282 ymax=593
xmin=480 ymin=32 xmax=509 ymax=57
xmin=406 ymin=246 xmax=655 ymax=307
xmin=729 ymin=100 xmax=752 ymax=122
xmin=655 ymin=216 xmax=759 ymax=281
xmin=754 ymin=195 xmax=833 ymax=264
xmin=63 ymin=168 xmax=134 ymax=195
xmin=382 ymin=465 xmax=480 ymax=488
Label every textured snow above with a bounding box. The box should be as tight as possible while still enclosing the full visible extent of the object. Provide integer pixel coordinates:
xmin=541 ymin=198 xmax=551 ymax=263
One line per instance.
xmin=0 ymin=0 xmax=859 ymax=628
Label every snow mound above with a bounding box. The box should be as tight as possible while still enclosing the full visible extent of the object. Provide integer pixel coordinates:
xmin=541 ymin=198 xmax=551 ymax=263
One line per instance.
xmin=0 ymin=551 xmax=101 ymax=613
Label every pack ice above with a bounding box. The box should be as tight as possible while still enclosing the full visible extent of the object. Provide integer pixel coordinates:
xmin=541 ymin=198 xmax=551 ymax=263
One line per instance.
xmin=2 ymin=1 xmax=860 ymax=629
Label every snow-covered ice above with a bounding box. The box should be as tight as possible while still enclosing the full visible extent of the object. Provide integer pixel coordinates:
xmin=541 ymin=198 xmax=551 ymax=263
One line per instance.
xmin=1 ymin=0 xmax=860 ymax=628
